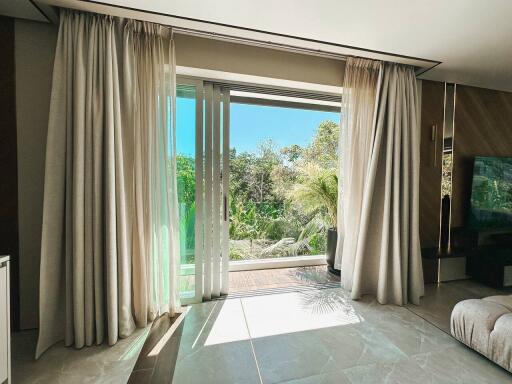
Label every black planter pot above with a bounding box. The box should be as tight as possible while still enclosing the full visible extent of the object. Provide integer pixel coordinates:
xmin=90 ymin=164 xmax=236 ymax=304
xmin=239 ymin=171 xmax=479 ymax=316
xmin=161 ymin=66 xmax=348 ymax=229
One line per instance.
xmin=326 ymin=228 xmax=340 ymax=276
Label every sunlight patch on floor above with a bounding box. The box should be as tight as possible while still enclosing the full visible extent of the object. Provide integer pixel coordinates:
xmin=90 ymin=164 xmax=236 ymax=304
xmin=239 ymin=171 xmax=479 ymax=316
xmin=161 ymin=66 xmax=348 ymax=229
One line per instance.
xmin=203 ymin=290 xmax=363 ymax=346
xmin=204 ymin=300 xmax=251 ymax=346
xmin=241 ymin=291 xmax=363 ymax=339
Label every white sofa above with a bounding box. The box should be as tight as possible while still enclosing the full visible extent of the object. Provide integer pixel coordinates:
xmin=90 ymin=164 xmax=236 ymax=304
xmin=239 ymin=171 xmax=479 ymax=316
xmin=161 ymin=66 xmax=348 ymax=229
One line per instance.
xmin=451 ymin=295 xmax=512 ymax=372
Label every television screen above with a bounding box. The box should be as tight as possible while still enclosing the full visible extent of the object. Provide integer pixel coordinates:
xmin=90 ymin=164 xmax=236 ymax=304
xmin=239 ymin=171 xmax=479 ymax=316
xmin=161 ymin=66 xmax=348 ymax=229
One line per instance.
xmin=469 ymin=156 xmax=512 ymax=230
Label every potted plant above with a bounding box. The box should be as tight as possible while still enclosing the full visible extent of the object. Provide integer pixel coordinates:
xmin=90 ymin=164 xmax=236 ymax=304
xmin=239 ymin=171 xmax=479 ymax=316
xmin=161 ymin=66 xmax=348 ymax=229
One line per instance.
xmin=289 ymin=165 xmax=340 ymax=275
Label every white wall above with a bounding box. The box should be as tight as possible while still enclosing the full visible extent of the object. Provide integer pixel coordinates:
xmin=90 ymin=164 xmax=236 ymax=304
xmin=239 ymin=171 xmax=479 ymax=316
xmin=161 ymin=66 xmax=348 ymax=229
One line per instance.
xmin=15 ymin=19 xmax=57 ymax=330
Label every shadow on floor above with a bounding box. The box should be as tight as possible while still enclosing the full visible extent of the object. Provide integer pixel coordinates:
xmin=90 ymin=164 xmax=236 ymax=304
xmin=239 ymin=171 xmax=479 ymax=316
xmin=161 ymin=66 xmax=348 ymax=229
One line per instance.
xmin=129 ymin=313 xmax=184 ymax=383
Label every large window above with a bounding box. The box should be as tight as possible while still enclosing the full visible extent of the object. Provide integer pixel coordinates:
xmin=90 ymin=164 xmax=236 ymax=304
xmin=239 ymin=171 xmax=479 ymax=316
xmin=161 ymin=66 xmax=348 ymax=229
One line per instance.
xmin=228 ymin=92 xmax=340 ymax=261
xmin=175 ymin=80 xmax=341 ymax=300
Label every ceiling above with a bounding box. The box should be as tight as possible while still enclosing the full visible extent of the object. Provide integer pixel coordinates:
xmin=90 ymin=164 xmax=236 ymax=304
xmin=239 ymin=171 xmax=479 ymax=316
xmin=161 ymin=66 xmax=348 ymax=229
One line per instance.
xmin=4 ymin=0 xmax=512 ymax=92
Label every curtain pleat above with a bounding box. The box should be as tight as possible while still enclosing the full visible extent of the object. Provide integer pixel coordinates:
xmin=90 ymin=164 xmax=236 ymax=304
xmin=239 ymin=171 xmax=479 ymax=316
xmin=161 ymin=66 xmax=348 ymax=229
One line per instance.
xmin=337 ymin=58 xmax=424 ymax=305
xmin=36 ymin=10 xmax=179 ymax=359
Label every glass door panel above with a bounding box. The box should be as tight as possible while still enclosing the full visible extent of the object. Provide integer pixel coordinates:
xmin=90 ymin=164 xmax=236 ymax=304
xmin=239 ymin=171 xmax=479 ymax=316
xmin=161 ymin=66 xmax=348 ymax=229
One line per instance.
xmin=176 ymin=80 xmax=201 ymax=303
xmin=229 ymin=93 xmax=340 ymax=261
xmin=202 ymin=83 xmax=230 ymax=299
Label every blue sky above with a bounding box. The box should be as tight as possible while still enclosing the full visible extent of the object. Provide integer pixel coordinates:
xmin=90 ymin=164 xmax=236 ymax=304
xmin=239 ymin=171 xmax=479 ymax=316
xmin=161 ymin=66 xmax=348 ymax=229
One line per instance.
xmin=176 ymin=97 xmax=340 ymax=156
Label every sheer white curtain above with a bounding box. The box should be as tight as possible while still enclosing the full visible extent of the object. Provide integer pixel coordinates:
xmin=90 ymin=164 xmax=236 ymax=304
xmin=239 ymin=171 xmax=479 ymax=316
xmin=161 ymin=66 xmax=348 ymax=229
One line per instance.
xmin=336 ymin=58 xmax=381 ymax=271
xmin=36 ymin=10 xmax=180 ymax=358
xmin=337 ymin=57 xmax=424 ymax=305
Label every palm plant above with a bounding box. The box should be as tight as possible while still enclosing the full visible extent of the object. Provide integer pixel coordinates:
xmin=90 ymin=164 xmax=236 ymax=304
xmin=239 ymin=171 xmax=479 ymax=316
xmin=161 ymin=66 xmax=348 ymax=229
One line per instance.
xmin=288 ymin=165 xmax=340 ymax=273
xmin=288 ymin=165 xmax=338 ymax=229
xmin=260 ymin=216 xmax=327 ymax=257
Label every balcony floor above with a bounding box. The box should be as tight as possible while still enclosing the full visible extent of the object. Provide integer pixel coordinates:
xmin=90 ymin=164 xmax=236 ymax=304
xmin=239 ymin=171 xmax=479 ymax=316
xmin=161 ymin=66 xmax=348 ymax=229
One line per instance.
xmin=229 ymin=265 xmax=339 ymax=293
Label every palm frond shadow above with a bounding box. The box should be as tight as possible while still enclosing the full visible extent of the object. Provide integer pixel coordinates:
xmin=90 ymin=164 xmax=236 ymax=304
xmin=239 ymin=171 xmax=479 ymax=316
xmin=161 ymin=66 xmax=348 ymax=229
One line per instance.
xmin=297 ymin=288 xmax=365 ymax=324
xmin=288 ymin=266 xmax=339 ymax=285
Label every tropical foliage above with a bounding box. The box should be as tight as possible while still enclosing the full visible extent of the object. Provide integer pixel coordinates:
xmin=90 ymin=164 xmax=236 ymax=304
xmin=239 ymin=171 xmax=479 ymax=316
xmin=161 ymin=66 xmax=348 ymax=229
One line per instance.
xmin=288 ymin=165 xmax=338 ymax=229
xmin=176 ymin=120 xmax=340 ymax=262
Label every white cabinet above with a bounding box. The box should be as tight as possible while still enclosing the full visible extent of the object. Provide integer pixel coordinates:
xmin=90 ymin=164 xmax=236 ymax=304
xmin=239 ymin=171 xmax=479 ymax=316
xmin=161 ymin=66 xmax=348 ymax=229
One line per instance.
xmin=0 ymin=256 xmax=10 ymax=384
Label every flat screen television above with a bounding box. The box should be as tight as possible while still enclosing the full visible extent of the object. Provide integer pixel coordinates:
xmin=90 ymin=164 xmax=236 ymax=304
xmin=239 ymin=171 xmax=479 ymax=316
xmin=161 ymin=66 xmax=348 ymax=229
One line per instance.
xmin=469 ymin=156 xmax=512 ymax=230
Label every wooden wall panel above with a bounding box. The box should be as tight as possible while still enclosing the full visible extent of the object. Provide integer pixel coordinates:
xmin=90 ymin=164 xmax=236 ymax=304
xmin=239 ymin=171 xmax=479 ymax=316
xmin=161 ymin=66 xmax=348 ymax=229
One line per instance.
xmin=451 ymin=85 xmax=512 ymax=228
xmin=419 ymin=80 xmax=445 ymax=248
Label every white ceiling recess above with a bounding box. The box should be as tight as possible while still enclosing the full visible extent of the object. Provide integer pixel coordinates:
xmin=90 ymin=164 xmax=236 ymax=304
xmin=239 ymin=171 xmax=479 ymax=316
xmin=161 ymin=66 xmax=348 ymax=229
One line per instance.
xmin=33 ymin=0 xmax=438 ymax=72
xmin=97 ymin=0 xmax=512 ymax=91
xmin=8 ymin=0 xmax=512 ymax=92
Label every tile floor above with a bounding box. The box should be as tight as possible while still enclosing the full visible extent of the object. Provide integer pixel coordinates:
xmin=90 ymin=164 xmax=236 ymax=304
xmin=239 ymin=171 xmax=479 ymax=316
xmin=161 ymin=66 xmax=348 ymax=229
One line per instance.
xmin=12 ymin=327 xmax=148 ymax=383
xmin=165 ymin=286 xmax=512 ymax=384
xmin=406 ymin=279 xmax=507 ymax=333
xmin=12 ymin=270 xmax=512 ymax=384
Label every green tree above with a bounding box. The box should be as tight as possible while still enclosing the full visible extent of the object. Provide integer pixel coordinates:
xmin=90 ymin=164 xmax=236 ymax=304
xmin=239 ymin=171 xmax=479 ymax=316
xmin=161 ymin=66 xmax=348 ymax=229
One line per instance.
xmin=174 ymin=118 xmax=341 ymax=260
xmin=175 ymin=155 xmax=196 ymax=261
xmin=302 ymin=120 xmax=339 ymax=170
xmin=176 ymin=155 xmax=195 ymax=207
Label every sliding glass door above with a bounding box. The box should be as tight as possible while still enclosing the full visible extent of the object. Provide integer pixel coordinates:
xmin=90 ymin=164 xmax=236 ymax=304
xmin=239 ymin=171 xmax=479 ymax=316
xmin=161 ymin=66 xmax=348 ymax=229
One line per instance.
xmin=176 ymin=78 xmax=230 ymax=303
xmin=228 ymin=92 xmax=340 ymax=262
xmin=176 ymin=76 xmax=341 ymax=302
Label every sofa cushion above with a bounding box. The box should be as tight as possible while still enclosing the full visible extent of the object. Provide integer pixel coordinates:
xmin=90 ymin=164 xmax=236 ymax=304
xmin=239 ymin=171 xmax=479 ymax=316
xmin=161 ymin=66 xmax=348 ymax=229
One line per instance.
xmin=483 ymin=295 xmax=512 ymax=311
xmin=451 ymin=294 xmax=512 ymax=373
xmin=451 ymin=299 xmax=510 ymax=356
xmin=489 ymin=313 xmax=512 ymax=371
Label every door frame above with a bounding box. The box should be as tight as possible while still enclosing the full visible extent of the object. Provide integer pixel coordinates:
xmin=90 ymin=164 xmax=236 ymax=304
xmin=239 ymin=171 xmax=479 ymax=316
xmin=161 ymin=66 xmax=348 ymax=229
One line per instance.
xmin=176 ymin=72 xmax=341 ymax=301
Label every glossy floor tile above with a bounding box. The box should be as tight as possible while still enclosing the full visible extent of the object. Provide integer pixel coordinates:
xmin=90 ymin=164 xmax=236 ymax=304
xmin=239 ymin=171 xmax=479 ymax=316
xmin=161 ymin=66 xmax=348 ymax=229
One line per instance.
xmin=13 ymin=278 xmax=512 ymax=384
xmin=167 ymin=284 xmax=512 ymax=384
xmin=169 ymin=300 xmax=261 ymax=384
xmin=406 ymin=280 xmax=508 ymax=333
xmin=241 ymin=289 xmax=365 ymax=338
xmin=12 ymin=327 xmax=148 ymax=384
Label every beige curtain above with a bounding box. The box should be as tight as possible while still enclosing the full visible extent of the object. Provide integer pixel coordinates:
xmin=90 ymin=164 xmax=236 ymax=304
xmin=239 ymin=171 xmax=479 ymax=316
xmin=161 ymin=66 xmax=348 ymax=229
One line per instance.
xmin=36 ymin=10 xmax=179 ymax=358
xmin=337 ymin=57 xmax=424 ymax=305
